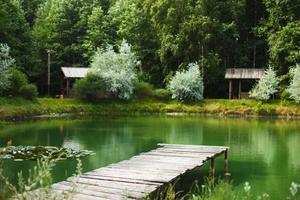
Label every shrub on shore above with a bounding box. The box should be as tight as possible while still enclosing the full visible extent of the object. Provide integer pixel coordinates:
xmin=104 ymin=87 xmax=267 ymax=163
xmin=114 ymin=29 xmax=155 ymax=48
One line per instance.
xmin=89 ymin=40 xmax=138 ymax=100
xmin=74 ymin=73 xmax=107 ymax=100
xmin=287 ymin=64 xmax=300 ymax=103
xmin=168 ymin=62 xmax=204 ymax=102
xmin=249 ymin=67 xmax=279 ymax=101
xmin=0 ymin=44 xmax=38 ymax=100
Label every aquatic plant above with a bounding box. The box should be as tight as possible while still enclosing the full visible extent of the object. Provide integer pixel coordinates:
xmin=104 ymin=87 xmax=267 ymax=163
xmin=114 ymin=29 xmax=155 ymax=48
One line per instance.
xmin=0 ymin=146 xmax=94 ymax=161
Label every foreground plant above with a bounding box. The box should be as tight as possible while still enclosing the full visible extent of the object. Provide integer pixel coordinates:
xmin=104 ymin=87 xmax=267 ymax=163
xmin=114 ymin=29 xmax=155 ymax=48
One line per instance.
xmin=0 ymin=156 xmax=82 ymax=200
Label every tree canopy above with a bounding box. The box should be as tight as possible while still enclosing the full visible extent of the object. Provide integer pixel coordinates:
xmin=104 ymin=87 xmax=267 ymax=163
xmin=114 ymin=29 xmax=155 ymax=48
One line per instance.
xmin=0 ymin=0 xmax=299 ymax=98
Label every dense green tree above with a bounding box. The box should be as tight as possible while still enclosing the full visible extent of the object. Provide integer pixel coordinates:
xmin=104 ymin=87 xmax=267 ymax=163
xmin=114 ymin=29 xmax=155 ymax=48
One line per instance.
xmin=259 ymin=0 xmax=300 ymax=74
xmin=83 ymin=6 xmax=108 ymax=59
xmin=19 ymin=0 xmax=45 ymax=26
xmin=0 ymin=0 xmax=32 ymax=73
xmin=144 ymin=0 xmax=246 ymax=96
xmin=32 ymin=0 xmax=106 ymax=94
xmin=108 ymin=0 xmax=161 ymax=84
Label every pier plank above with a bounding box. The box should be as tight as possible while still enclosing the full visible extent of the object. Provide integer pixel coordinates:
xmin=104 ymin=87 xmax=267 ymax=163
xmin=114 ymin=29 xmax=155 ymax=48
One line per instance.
xmin=46 ymin=144 xmax=229 ymax=199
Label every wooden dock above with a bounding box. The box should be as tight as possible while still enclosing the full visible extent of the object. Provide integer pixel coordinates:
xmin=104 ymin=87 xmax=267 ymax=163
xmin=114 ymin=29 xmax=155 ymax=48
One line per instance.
xmin=51 ymin=144 xmax=229 ymax=200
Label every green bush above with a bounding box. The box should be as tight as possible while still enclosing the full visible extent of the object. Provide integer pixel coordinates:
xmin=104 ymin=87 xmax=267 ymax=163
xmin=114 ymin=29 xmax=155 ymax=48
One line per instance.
xmin=134 ymin=81 xmax=154 ymax=98
xmin=5 ymin=69 xmax=38 ymax=99
xmin=280 ymin=89 xmax=292 ymax=100
xmin=153 ymin=89 xmax=171 ymax=100
xmin=19 ymin=84 xmax=38 ymax=100
xmin=74 ymin=73 xmax=107 ymax=100
xmin=7 ymin=69 xmax=28 ymax=96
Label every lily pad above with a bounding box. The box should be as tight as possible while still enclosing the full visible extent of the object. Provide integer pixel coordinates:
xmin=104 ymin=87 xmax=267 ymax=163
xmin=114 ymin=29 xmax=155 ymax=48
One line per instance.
xmin=0 ymin=146 xmax=94 ymax=161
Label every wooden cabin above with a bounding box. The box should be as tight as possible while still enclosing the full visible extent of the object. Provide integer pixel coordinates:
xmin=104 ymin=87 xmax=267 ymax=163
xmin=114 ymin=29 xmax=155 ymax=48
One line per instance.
xmin=225 ymin=68 xmax=264 ymax=99
xmin=61 ymin=67 xmax=89 ymax=96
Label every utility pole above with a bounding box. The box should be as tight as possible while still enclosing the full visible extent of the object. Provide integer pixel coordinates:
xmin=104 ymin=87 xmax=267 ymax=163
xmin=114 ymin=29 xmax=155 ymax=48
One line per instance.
xmin=47 ymin=49 xmax=52 ymax=96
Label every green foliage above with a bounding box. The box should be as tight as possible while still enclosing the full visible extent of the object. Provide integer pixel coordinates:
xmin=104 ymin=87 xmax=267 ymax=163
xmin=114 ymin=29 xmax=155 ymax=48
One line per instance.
xmin=250 ymin=67 xmax=279 ymax=101
xmin=0 ymin=0 xmax=32 ymax=71
xmin=259 ymin=0 xmax=300 ymax=74
xmin=83 ymin=6 xmax=108 ymax=59
xmin=287 ymin=64 xmax=300 ymax=103
xmin=0 ymin=156 xmax=82 ymax=200
xmin=6 ymin=69 xmax=38 ymax=100
xmin=0 ymin=44 xmax=38 ymax=99
xmin=0 ymin=44 xmax=15 ymax=93
xmin=7 ymin=69 xmax=28 ymax=96
xmin=90 ymin=40 xmax=138 ymax=100
xmin=32 ymin=0 xmax=107 ymax=93
xmin=19 ymin=84 xmax=38 ymax=100
xmin=74 ymin=73 xmax=107 ymax=100
xmin=153 ymin=89 xmax=171 ymax=100
xmin=108 ymin=0 xmax=161 ymax=84
xmin=168 ymin=63 xmax=204 ymax=102
xmin=134 ymin=81 xmax=154 ymax=98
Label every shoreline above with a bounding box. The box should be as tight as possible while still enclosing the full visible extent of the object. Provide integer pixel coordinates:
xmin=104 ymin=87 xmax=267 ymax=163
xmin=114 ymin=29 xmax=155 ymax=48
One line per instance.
xmin=1 ymin=97 xmax=300 ymax=122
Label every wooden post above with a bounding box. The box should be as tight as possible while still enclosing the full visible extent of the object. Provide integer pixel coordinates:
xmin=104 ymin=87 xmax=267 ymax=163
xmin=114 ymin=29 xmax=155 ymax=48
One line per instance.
xmin=238 ymin=80 xmax=242 ymax=99
xmin=224 ymin=150 xmax=229 ymax=176
xmin=229 ymin=80 xmax=232 ymax=99
xmin=66 ymin=78 xmax=70 ymax=96
xmin=210 ymin=157 xmax=215 ymax=185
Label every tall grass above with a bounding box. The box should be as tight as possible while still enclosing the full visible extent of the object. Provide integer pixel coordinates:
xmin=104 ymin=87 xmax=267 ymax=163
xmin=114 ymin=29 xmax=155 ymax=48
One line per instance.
xmin=0 ymin=156 xmax=82 ymax=200
xmin=1 ymin=97 xmax=300 ymax=121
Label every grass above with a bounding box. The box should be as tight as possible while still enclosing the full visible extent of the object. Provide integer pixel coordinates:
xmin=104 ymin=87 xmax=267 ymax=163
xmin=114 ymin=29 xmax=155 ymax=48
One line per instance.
xmin=1 ymin=97 xmax=300 ymax=121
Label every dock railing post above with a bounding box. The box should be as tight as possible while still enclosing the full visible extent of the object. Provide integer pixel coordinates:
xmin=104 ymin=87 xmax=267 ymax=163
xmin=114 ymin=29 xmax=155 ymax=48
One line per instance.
xmin=224 ymin=150 xmax=230 ymax=177
xmin=210 ymin=157 xmax=215 ymax=185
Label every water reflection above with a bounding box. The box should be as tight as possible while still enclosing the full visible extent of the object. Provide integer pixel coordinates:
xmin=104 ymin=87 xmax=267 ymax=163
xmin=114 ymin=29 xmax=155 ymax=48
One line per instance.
xmin=0 ymin=116 xmax=300 ymax=198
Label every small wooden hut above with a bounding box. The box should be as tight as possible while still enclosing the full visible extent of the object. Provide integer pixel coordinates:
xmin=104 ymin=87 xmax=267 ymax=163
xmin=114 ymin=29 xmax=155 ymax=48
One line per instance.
xmin=61 ymin=67 xmax=89 ymax=96
xmin=225 ymin=68 xmax=264 ymax=99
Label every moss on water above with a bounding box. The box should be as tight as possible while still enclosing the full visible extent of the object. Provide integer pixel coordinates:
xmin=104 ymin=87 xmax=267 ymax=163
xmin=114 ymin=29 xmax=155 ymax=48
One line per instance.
xmin=0 ymin=97 xmax=300 ymax=121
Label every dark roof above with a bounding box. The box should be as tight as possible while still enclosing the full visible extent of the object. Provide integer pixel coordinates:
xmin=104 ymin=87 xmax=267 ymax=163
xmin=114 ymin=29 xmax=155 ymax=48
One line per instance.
xmin=225 ymin=68 xmax=264 ymax=79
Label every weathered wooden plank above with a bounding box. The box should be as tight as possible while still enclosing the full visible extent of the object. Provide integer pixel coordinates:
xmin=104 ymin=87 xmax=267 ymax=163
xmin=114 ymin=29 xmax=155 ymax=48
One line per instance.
xmin=158 ymin=143 xmax=229 ymax=150
xmin=157 ymin=146 xmax=227 ymax=153
xmin=86 ymin=170 xmax=175 ymax=183
xmin=94 ymin=167 xmax=179 ymax=177
xmin=42 ymin=144 xmax=229 ymax=200
xmin=53 ymin=182 xmax=136 ymax=200
xmin=59 ymin=181 xmax=146 ymax=199
xmin=107 ymin=163 xmax=185 ymax=173
xmin=66 ymin=177 xmax=158 ymax=193
xmin=80 ymin=174 xmax=163 ymax=185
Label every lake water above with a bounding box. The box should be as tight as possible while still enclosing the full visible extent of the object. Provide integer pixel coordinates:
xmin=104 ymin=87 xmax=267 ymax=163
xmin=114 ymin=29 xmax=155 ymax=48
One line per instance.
xmin=1 ymin=115 xmax=300 ymax=199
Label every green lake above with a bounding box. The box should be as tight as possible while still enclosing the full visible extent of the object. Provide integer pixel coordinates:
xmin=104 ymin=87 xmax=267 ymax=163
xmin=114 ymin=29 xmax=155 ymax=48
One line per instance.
xmin=1 ymin=115 xmax=300 ymax=199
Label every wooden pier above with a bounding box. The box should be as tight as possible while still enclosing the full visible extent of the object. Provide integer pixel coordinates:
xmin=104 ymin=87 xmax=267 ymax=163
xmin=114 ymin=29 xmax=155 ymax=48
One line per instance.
xmin=51 ymin=144 xmax=229 ymax=200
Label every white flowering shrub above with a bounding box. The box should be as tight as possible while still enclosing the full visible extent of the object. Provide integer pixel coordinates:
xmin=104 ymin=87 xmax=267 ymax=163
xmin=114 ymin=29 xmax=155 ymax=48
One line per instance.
xmin=287 ymin=64 xmax=300 ymax=103
xmin=90 ymin=40 xmax=138 ymax=100
xmin=249 ymin=67 xmax=279 ymax=101
xmin=167 ymin=62 xmax=204 ymax=102
xmin=0 ymin=43 xmax=15 ymax=93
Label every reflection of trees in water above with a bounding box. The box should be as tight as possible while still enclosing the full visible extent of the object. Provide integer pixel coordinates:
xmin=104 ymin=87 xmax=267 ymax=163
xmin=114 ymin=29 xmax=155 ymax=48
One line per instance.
xmin=287 ymin=133 xmax=300 ymax=169
xmin=250 ymin=127 xmax=275 ymax=165
xmin=167 ymin=117 xmax=204 ymax=144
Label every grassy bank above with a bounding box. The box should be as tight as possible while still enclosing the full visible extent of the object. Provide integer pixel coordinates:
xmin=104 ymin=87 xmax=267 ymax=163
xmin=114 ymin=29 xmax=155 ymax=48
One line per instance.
xmin=1 ymin=97 xmax=300 ymax=121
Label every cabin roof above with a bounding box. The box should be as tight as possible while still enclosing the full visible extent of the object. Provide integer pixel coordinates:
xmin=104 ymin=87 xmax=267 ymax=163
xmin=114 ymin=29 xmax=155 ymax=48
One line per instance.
xmin=61 ymin=67 xmax=89 ymax=78
xmin=225 ymin=68 xmax=264 ymax=79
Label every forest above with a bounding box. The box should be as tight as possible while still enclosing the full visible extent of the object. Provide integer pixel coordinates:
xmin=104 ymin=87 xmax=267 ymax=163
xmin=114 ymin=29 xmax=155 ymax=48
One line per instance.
xmin=0 ymin=0 xmax=299 ymax=98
